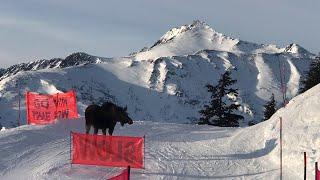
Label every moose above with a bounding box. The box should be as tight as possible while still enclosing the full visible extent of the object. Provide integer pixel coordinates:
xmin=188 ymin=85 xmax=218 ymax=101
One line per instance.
xmin=85 ymin=102 xmax=133 ymax=135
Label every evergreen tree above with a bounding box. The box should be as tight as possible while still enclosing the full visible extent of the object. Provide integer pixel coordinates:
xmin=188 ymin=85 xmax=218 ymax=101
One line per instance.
xmin=262 ymin=93 xmax=276 ymax=121
xmin=300 ymin=56 xmax=320 ymax=93
xmin=199 ymin=71 xmax=243 ymax=127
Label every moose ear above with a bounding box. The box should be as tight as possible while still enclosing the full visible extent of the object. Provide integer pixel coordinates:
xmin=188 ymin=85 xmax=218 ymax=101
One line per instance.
xmin=123 ymin=105 xmax=127 ymax=112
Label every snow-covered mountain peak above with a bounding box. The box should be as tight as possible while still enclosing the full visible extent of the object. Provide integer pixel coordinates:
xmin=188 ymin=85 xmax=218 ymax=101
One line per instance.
xmin=151 ymin=20 xmax=213 ymax=48
xmin=133 ymin=20 xmax=239 ymax=60
xmin=134 ymin=21 xmax=306 ymax=61
xmin=284 ymin=43 xmax=312 ymax=57
xmin=134 ymin=20 xmax=240 ymax=61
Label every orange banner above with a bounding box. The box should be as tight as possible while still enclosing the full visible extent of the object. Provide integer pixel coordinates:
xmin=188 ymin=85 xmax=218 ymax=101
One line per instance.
xmin=26 ymin=90 xmax=78 ymax=125
xmin=72 ymin=132 xmax=144 ymax=169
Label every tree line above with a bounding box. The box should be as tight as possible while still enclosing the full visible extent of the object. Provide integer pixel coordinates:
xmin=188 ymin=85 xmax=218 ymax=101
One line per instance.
xmin=198 ymin=54 xmax=320 ymax=127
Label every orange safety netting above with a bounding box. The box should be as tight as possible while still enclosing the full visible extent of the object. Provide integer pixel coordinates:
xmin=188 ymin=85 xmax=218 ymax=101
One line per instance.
xmin=26 ymin=90 xmax=78 ymax=125
xmin=72 ymin=132 xmax=144 ymax=169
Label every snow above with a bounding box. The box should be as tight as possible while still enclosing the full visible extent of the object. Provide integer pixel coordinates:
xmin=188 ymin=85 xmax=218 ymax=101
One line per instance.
xmin=134 ymin=21 xmax=240 ymax=61
xmin=0 ymin=119 xmax=277 ymax=180
xmin=254 ymin=54 xmax=275 ymax=101
xmin=286 ymin=59 xmax=300 ymax=97
xmin=39 ymin=79 xmax=62 ymax=94
xmin=133 ymin=21 xmax=311 ymax=62
xmin=1 ymin=83 xmax=320 ymax=179
xmin=0 ymin=50 xmax=313 ymax=127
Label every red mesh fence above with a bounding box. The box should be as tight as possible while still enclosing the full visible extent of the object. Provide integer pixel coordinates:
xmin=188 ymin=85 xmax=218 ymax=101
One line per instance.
xmin=71 ymin=132 xmax=144 ymax=169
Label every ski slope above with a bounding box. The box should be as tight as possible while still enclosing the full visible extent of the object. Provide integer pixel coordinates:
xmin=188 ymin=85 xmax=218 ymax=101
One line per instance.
xmin=1 ymin=83 xmax=320 ymax=179
xmin=0 ymin=119 xmax=279 ymax=180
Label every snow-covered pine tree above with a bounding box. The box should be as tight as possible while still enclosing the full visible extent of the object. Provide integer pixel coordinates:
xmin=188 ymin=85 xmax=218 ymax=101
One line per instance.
xmin=262 ymin=93 xmax=276 ymax=121
xmin=199 ymin=70 xmax=243 ymax=127
xmin=300 ymin=56 xmax=320 ymax=93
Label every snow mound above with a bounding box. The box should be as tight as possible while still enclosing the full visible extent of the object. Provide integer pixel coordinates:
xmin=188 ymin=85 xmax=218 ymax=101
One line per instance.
xmin=235 ymin=83 xmax=320 ymax=178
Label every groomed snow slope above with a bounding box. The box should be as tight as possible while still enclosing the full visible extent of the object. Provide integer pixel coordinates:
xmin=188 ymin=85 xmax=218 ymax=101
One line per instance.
xmin=0 ymin=84 xmax=320 ymax=179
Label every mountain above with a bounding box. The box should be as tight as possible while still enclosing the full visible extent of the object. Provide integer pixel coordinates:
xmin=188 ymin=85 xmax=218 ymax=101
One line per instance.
xmin=133 ymin=20 xmax=313 ymax=61
xmin=0 ymin=52 xmax=102 ymax=80
xmin=0 ymin=20 xmax=316 ymax=128
xmin=283 ymin=43 xmax=312 ymax=57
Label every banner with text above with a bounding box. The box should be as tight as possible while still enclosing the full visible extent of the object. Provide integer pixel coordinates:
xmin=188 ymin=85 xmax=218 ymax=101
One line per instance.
xmin=26 ymin=90 xmax=78 ymax=125
xmin=72 ymin=132 xmax=144 ymax=169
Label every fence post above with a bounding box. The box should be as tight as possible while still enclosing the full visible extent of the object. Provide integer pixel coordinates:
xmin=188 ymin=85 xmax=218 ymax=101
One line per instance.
xmin=280 ymin=117 xmax=283 ymax=180
xmin=304 ymin=152 xmax=307 ymax=180
xmin=17 ymin=83 xmax=21 ymax=126
xmin=128 ymin=166 xmax=131 ymax=180
xmin=70 ymin=131 xmax=72 ymax=168
xmin=143 ymin=135 xmax=146 ymax=169
xmin=316 ymin=162 xmax=318 ymax=180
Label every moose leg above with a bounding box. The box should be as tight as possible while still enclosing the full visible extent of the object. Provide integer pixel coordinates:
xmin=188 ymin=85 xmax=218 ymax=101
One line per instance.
xmin=85 ymin=125 xmax=91 ymax=134
xmin=94 ymin=127 xmax=99 ymax=135
xmin=102 ymin=128 xmax=107 ymax=135
xmin=108 ymin=127 xmax=114 ymax=136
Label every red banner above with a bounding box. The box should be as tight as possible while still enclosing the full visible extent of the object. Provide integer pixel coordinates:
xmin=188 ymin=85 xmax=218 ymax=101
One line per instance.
xmin=316 ymin=162 xmax=320 ymax=180
xmin=108 ymin=167 xmax=130 ymax=180
xmin=71 ymin=132 xmax=144 ymax=169
xmin=26 ymin=90 xmax=78 ymax=125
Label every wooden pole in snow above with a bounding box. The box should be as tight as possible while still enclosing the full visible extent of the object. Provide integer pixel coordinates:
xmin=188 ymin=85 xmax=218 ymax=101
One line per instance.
xmin=127 ymin=166 xmax=131 ymax=180
xmin=315 ymin=162 xmax=318 ymax=180
xmin=70 ymin=131 xmax=72 ymax=168
xmin=143 ymin=135 xmax=146 ymax=169
xmin=304 ymin=152 xmax=307 ymax=180
xmin=17 ymin=82 xmax=21 ymax=126
xmin=280 ymin=117 xmax=283 ymax=180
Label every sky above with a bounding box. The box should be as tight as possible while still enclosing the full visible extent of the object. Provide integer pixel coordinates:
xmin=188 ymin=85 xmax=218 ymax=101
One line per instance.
xmin=0 ymin=0 xmax=319 ymax=68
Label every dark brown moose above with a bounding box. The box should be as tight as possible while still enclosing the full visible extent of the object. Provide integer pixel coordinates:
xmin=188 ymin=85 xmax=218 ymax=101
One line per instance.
xmin=85 ymin=102 xmax=133 ymax=135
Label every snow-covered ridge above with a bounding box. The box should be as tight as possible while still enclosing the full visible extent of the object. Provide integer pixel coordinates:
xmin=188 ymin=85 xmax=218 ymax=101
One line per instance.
xmin=284 ymin=43 xmax=313 ymax=57
xmin=0 ymin=52 xmax=101 ymax=80
xmin=150 ymin=20 xmax=217 ymax=48
xmin=134 ymin=20 xmax=314 ymax=61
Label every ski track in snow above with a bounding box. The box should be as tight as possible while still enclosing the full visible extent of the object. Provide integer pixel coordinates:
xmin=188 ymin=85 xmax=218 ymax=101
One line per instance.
xmin=0 ymin=119 xmax=280 ymax=180
xmin=254 ymin=54 xmax=274 ymax=100
xmin=286 ymin=59 xmax=300 ymax=98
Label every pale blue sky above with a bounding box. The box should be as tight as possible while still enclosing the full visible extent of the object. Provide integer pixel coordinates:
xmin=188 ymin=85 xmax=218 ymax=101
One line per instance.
xmin=0 ymin=0 xmax=319 ymax=67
